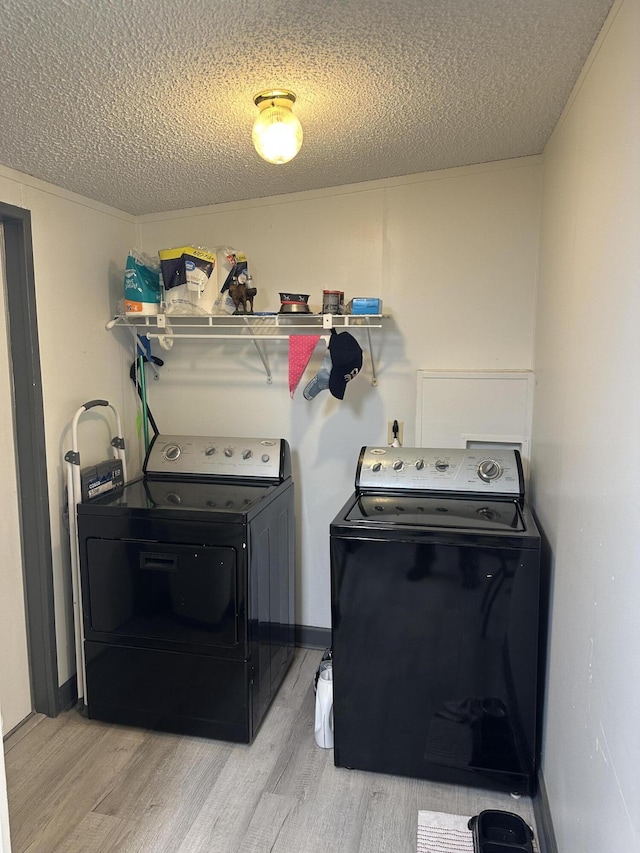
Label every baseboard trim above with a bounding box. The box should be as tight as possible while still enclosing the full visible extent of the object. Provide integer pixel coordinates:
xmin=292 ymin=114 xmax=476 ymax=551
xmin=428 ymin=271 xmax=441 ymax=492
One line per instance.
xmin=295 ymin=624 xmax=331 ymax=649
xmin=533 ymin=771 xmax=558 ymax=853
xmin=58 ymin=675 xmax=78 ymax=713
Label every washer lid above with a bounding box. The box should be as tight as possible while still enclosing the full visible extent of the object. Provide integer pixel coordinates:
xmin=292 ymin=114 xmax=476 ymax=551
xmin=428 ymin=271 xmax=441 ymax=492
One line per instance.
xmin=345 ymin=495 xmax=525 ymax=531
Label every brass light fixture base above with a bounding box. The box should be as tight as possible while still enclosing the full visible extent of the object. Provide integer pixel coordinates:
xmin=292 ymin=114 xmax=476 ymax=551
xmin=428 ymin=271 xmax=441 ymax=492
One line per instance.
xmin=253 ymin=89 xmax=297 ymax=109
xmin=252 ymin=88 xmax=302 ymax=164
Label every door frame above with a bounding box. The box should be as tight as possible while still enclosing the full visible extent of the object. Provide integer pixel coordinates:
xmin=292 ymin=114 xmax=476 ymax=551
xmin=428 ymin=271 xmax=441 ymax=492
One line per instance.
xmin=1 ymin=201 xmax=59 ymax=718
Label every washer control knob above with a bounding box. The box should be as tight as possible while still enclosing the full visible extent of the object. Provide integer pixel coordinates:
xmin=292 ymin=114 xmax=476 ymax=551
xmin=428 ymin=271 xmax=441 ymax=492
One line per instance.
xmin=393 ymin=459 xmax=404 ymax=471
xmin=372 ymin=461 xmax=382 ymax=472
xmin=435 ymin=460 xmax=449 ymax=472
xmin=261 ymin=454 xmax=270 ymax=463
xmin=163 ymin=444 xmax=181 ymax=461
xmin=477 ymin=459 xmax=502 ymax=482
xmin=224 ymin=447 xmax=234 ymax=458
xmin=415 ymin=459 xmax=425 ymax=470
xmin=204 ymin=446 xmax=216 ymax=456
xmin=243 ymin=449 xmax=253 ymax=460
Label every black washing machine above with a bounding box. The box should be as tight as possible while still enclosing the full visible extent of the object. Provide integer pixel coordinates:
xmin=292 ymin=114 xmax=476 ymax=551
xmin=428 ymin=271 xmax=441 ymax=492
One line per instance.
xmin=330 ymin=446 xmax=541 ymax=794
xmin=77 ymin=434 xmax=295 ymax=743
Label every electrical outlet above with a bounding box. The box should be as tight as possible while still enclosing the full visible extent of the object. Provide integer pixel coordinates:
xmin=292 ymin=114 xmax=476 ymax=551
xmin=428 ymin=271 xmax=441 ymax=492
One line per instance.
xmin=387 ymin=419 xmax=404 ymax=445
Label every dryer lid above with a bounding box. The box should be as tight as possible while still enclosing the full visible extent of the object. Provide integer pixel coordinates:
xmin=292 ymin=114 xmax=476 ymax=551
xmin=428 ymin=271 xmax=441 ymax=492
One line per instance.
xmin=80 ymin=476 xmax=278 ymax=514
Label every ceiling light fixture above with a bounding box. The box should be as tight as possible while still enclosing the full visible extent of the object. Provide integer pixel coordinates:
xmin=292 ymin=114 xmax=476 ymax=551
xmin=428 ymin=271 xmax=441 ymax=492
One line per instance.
xmin=252 ymin=89 xmax=303 ymax=165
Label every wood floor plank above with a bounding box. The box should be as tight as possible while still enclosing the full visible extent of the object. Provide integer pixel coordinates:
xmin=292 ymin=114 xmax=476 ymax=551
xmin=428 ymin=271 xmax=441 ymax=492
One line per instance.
xmin=430 ymin=779 xmax=536 ymax=827
xmin=175 ymin=705 xmax=300 ymax=853
xmin=104 ymin=733 xmax=234 ymax=853
xmin=265 ymin=687 xmax=331 ymax=802
xmin=6 ymin=717 xmax=147 ymax=852
xmin=270 ymin=759 xmax=369 ymax=853
xmin=93 ymin=729 xmax=231 ymax=819
xmin=271 ymin=648 xmax=317 ymax=711
xmin=357 ymin=773 xmax=430 ymax=853
xmin=48 ymin=812 xmax=137 ymax=853
xmin=236 ymin=792 xmax=299 ymax=853
xmin=5 ymin=710 xmax=90 ymax=782
xmin=3 ymin=714 xmax=45 ymax=753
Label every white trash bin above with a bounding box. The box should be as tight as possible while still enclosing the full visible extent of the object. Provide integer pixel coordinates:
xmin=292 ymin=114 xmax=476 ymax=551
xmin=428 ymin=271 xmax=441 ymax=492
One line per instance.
xmin=314 ymin=661 xmax=334 ymax=748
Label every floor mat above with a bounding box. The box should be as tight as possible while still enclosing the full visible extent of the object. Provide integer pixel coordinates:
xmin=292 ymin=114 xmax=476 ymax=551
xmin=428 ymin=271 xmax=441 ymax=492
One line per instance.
xmin=417 ymin=810 xmax=474 ymax=853
xmin=417 ymin=809 xmax=538 ymax=853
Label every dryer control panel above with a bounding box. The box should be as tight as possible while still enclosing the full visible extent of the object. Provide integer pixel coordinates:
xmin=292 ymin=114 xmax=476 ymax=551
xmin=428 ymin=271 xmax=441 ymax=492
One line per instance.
xmin=144 ymin=434 xmax=289 ymax=480
xmin=356 ymin=446 xmax=524 ymax=498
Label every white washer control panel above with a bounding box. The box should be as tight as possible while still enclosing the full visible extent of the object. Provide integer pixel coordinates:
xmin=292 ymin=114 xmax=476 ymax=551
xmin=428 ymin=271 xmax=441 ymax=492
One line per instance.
xmin=357 ymin=446 xmax=523 ymax=496
xmin=145 ymin=435 xmax=284 ymax=479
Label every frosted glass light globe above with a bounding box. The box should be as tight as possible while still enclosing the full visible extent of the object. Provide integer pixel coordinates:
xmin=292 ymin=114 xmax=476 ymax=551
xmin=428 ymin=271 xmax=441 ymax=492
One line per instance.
xmin=252 ymin=91 xmax=303 ymax=165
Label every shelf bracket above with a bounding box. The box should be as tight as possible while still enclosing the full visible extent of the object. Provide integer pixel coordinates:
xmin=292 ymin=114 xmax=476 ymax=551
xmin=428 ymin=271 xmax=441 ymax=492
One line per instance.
xmin=242 ymin=317 xmax=272 ymax=383
xmin=365 ymin=321 xmax=378 ymax=386
xmin=250 ymin=338 xmax=272 ymax=383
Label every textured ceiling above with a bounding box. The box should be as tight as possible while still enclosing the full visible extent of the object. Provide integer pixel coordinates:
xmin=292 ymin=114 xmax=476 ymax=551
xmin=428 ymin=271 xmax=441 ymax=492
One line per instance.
xmin=0 ymin=0 xmax=614 ymax=215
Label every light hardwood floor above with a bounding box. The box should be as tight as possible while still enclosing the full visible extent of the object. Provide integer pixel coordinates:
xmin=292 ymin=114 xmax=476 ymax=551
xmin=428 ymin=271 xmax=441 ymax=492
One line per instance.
xmin=4 ymin=649 xmax=537 ymax=852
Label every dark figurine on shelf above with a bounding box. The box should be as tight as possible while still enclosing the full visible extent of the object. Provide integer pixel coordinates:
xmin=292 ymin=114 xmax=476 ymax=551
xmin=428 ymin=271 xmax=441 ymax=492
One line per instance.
xmin=229 ymin=273 xmax=257 ymax=314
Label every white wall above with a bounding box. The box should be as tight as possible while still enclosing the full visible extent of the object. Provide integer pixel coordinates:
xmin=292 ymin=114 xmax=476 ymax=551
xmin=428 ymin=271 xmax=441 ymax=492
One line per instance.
xmin=139 ymin=158 xmax=542 ymax=628
xmin=532 ymin=1 xmax=640 ymax=850
xmin=0 ymin=166 xmax=138 ymax=686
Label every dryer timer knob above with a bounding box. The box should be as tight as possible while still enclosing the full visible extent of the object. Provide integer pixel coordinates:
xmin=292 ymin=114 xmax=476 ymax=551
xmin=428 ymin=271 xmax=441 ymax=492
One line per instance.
xmin=163 ymin=444 xmax=181 ymax=461
xmin=477 ymin=459 xmax=502 ymax=482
